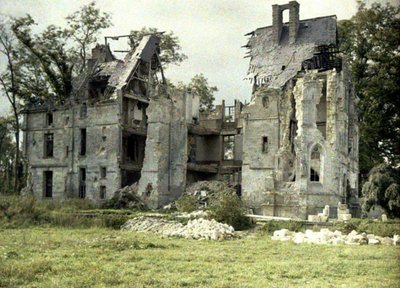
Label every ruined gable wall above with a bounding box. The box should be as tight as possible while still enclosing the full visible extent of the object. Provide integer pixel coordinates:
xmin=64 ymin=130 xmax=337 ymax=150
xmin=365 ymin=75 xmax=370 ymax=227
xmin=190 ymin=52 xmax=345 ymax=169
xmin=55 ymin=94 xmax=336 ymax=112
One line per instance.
xmin=138 ymin=86 xmax=188 ymax=208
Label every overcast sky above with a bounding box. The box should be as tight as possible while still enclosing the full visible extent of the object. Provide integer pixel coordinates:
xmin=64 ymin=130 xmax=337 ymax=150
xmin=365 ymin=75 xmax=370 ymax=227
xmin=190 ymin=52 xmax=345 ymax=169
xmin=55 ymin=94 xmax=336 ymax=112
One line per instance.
xmin=0 ymin=0 xmax=398 ymax=116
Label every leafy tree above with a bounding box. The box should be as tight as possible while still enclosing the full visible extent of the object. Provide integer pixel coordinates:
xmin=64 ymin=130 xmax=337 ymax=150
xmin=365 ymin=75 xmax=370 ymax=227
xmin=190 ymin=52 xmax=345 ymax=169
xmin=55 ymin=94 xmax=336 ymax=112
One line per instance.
xmin=0 ymin=117 xmax=18 ymax=194
xmin=188 ymin=74 xmax=217 ymax=110
xmin=362 ymin=164 xmax=400 ymax=218
xmin=11 ymin=1 xmax=112 ymax=103
xmin=66 ymin=1 xmax=112 ymax=73
xmin=338 ymin=2 xmax=400 ymax=176
xmin=129 ymin=27 xmax=187 ymax=67
xmin=0 ymin=18 xmax=22 ymax=193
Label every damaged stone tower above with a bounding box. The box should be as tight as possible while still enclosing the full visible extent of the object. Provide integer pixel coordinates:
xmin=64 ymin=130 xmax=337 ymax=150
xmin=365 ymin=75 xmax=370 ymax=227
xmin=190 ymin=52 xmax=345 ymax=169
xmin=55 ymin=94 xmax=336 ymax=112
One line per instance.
xmin=241 ymin=1 xmax=360 ymax=218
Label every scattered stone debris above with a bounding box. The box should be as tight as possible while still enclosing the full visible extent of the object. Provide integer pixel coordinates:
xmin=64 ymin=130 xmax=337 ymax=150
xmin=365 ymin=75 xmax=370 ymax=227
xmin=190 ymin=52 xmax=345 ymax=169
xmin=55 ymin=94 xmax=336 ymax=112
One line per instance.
xmin=121 ymin=216 xmax=235 ymax=240
xmin=307 ymin=205 xmax=330 ymax=222
xmin=271 ymin=228 xmax=399 ymax=246
xmin=103 ymin=184 xmax=146 ymax=210
xmin=337 ymin=202 xmax=352 ymax=221
xmin=174 ymin=210 xmax=210 ymax=219
xmin=382 ymin=214 xmax=388 ymax=222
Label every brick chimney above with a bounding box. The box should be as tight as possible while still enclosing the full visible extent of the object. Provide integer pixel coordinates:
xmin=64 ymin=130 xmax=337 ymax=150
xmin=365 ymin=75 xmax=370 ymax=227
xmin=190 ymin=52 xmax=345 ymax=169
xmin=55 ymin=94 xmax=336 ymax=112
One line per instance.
xmin=272 ymin=1 xmax=300 ymax=44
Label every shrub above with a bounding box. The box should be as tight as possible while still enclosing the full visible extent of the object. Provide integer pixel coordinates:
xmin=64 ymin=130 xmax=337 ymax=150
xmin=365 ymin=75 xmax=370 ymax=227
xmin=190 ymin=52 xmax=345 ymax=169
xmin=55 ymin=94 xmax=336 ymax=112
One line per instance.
xmin=208 ymin=193 xmax=251 ymax=230
xmin=175 ymin=195 xmax=198 ymax=213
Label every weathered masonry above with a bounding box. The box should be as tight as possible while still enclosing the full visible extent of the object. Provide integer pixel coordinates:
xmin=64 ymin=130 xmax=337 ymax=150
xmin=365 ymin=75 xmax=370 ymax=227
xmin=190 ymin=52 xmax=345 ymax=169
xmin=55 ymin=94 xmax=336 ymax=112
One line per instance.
xmin=22 ymin=1 xmax=360 ymax=219
xmin=240 ymin=1 xmax=360 ymax=218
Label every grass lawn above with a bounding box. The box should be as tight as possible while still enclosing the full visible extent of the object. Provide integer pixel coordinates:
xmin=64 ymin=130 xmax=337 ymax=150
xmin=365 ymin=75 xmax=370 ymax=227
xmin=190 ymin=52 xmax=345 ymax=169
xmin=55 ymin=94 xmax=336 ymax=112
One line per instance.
xmin=0 ymin=227 xmax=399 ymax=287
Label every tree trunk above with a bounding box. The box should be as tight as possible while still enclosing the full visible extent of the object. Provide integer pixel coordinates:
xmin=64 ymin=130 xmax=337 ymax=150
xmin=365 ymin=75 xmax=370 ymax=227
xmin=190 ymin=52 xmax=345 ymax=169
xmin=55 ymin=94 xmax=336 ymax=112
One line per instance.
xmin=13 ymin=111 xmax=20 ymax=194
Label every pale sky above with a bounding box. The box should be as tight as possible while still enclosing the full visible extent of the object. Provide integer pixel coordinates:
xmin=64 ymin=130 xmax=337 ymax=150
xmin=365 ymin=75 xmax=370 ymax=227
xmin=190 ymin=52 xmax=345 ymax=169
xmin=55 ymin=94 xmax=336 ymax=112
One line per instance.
xmin=0 ymin=0 xmax=398 ymax=116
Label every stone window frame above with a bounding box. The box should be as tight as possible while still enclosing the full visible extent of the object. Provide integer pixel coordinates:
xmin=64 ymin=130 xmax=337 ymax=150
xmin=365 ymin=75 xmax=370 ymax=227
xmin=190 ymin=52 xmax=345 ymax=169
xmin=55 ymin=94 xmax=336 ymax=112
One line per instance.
xmin=43 ymin=132 xmax=54 ymax=158
xmin=99 ymin=185 xmax=106 ymax=200
xmin=100 ymin=166 xmax=107 ymax=179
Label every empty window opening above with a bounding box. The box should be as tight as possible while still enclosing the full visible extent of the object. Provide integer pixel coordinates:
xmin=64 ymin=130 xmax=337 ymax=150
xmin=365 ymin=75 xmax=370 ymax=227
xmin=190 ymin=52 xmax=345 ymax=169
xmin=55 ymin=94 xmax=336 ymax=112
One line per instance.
xmin=224 ymin=106 xmax=235 ymax=122
xmin=262 ymin=137 xmax=269 ymax=153
xmin=310 ymin=168 xmax=320 ymax=182
xmin=43 ymin=171 xmax=53 ymax=198
xmin=223 ymin=135 xmax=235 ymax=160
xmin=100 ymin=167 xmax=107 ymax=179
xmin=80 ymin=103 xmax=87 ymax=118
xmin=310 ymin=146 xmax=322 ymax=182
xmin=281 ymin=65 xmax=286 ymax=71
xmin=123 ymin=135 xmax=145 ymax=163
xmin=65 ymin=146 xmax=69 ymax=157
xmin=79 ymin=168 xmax=86 ymax=198
xmin=282 ymin=9 xmax=289 ymax=24
xmin=44 ymin=133 xmax=54 ymax=158
xmin=46 ymin=112 xmax=53 ymax=126
xmin=100 ymin=185 xmax=106 ymax=199
xmin=80 ymin=128 xmax=86 ymax=156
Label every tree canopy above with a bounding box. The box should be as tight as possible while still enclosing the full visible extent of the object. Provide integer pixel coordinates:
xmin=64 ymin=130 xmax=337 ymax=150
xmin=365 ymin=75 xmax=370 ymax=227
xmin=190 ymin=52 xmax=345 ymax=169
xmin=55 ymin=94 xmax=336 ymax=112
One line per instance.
xmin=188 ymin=74 xmax=217 ymax=111
xmin=338 ymin=2 xmax=400 ymax=175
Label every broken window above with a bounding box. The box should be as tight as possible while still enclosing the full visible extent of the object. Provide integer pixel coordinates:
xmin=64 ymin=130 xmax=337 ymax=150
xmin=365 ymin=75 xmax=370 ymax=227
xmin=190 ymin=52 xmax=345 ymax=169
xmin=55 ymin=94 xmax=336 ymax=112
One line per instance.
xmin=100 ymin=185 xmax=106 ymax=199
xmin=46 ymin=112 xmax=53 ymax=126
xmin=79 ymin=168 xmax=86 ymax=198
xmin=80 ymin=128 xmax=86 ymax=156
xmin=310 ymin=145 xmax=322 ymax=182
xmin=316 ymin=78 xmax=327 ymax=139
xmin=43 ymin=171 xmax=53 ymax=198
xmin=262 ymin=137 xmax=269 ymax=153
xmin=44 ymin=133 xmax=54 ymax=158
xmin=100 ymin=167 xmax=107 ymax=179
xmin=224 ymin=106 xmax=235 ymax=122
xmin=223 ymin=135 xmax=235 ymax=160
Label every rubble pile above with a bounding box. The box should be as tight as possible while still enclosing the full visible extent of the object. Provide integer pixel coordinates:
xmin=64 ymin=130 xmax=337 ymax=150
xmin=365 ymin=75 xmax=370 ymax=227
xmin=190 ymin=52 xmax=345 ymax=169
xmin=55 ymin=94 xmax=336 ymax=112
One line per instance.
xmin=182 ymin=181 xmax=236 ymax=208
xmin=121 ymin=216 xmax=235 ymax=240
xmin=103 ymin=184 xmax=146 ymax=210
xmin=271 ymin=228 xmax=400 ymax=246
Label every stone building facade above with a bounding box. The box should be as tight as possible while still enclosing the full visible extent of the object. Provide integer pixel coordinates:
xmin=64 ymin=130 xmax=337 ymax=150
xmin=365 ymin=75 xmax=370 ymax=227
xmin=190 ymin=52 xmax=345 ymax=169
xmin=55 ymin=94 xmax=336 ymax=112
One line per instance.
xmin=22 ymin=1 xmax=360 ymax=219
xmin=240 ymin=1 xmax=360 ymax=217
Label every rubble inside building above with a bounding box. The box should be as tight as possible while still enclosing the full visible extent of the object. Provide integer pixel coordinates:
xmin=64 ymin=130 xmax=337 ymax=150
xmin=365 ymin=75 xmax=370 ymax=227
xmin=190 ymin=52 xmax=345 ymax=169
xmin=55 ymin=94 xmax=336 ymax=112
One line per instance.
xmin=22 ymin=1 xmax=360 ymax=220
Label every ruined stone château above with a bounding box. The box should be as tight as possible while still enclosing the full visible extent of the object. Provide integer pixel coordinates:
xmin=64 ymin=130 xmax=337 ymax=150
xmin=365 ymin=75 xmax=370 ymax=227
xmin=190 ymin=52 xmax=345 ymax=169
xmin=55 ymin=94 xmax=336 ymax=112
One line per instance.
xmin=22 ymin=1 xmax=360 ymax=219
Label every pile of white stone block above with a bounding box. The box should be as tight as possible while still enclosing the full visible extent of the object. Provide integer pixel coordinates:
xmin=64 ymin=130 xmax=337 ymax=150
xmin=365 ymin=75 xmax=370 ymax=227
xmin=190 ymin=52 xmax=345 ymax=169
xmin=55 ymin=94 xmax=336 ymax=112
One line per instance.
xmin=307 ymin=205 xmax=330 ymax=222
xmin=337 ymin=202 xmax=352 ymax=221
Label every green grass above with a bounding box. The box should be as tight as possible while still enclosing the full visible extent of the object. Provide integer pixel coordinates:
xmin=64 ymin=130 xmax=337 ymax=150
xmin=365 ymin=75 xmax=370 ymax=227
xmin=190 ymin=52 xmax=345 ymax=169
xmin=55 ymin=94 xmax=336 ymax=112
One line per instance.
xmin=0 ymin=226 xmax=399 ymax=288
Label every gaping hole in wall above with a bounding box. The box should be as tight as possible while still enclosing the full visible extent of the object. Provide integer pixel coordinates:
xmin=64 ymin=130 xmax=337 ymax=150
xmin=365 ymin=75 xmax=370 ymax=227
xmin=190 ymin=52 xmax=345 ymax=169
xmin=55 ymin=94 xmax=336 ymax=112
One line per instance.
xmin=79 ymin=168 xmax=86 ymax=198
xmin=310 ymin=146 xmax=321 ymax=182
xmin=44 ymin=133 xmax=54 ymax=158
xmin=316 ymin=78 xmax=327 ymax=139
xmin=43 ymin=171 xmax=53 ymax=198
xmin=88 ymin=78 xmax=108 ymax=101
xmin=301 ymin=44 xmax=342 ymax=72
xmin=121 ymin=170 xmax=141 ymax=187
xmin=122 ymin=134 xmax=145 ymax=164
xmin=122 ymin=98 xmax=146 ymax=127
xmin=282 ymin=9 xmax=289 ymax=24
xmin=223 ymin=135 xmax=235 ymax=160
xmin=80 ymin=128 xmax=87 ymax=156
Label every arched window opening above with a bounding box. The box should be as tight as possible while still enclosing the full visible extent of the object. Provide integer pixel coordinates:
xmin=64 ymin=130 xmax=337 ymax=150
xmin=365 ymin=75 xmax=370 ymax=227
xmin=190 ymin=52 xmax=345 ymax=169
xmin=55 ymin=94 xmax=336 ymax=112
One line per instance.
xmin=310 ymin=145 xmax=322 ymax=182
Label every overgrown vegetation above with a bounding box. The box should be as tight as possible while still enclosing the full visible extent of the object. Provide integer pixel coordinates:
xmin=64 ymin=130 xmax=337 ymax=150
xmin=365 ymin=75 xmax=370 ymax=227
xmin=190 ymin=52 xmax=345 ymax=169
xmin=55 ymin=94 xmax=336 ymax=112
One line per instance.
xmin=209 ymin=193 xmax=251 ymax=230
xmin=175 ymin=195 xmax=198 ymax=213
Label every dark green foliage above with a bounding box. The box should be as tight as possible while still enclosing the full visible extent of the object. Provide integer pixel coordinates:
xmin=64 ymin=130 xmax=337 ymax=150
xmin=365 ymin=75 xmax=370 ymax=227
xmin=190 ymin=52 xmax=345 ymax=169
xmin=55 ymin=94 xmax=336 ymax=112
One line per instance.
xmin=175 ymin=195 xmax=198 ymax=213
xmin=338 ymin=2 xmax=400 ymax=176
xmin=333 ymin=219 xmax=400 ymax=237
xmin=362 ymin=164 xmax=400 ymax=218
xmin=208 ymin=193 xmax=251 ymax=230
xmin=188 ymin=74 xmax=217 ymax=111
